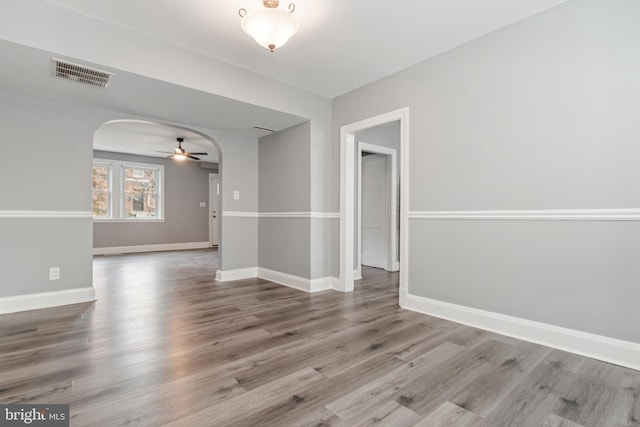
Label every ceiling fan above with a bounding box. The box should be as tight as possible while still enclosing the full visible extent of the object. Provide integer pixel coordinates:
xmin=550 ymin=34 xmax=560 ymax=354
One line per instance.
xmin=168 ymin=137 xmax=208 ymax=161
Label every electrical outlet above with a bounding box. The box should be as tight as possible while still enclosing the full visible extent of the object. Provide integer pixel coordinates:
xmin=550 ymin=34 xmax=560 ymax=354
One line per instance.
xmin=49 ymin=267 xmax=60 ymax=281
xmin=233 ymin=191 xmax=240 ymax=200
xmin=199 ymin=202 xmax=206 ymax=207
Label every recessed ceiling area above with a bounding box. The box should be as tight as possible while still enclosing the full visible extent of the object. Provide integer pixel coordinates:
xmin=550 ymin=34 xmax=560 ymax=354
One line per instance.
xmin=40 ymin=0 xmax=568 ymax=98
xmin=94 ymin=121 xmax=220 ymax=163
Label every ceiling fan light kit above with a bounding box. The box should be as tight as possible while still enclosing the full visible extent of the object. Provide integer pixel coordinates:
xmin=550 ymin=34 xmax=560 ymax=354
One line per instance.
xmin=169 ymin=137 xmax=207 ymax=161
xmin=239 ymin=0 xmax=299 ymax=52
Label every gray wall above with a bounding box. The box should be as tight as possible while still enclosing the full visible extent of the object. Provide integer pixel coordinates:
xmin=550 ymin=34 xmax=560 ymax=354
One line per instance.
xmin=211 ymin=128 xmax=259 ymax=271
xmin=2 ymin=3 xmax=334 ymax=282
xmin=0 ymin=88 xmax=261 ymax=300
xmin=258 ymin=122 xmax=312 ymax=278
xmin=258 ymin=121 xmax=311 ymax=212
xmin=93 ymin=150 xmax=213 ymax=248
xmin=0 ymin=91 xmax=101 ymax=297
xmin=332 ymin=0 xmax=640 ymax=343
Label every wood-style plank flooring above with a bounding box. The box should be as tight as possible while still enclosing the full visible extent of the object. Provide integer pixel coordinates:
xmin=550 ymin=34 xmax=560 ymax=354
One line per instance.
xmin=1 ymin=249 xmax=638 ymax=426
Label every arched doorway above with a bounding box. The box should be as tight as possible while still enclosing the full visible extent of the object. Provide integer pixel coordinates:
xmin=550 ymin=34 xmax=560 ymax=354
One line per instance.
xmin=91 ymin=119 xmax=223 ymax=269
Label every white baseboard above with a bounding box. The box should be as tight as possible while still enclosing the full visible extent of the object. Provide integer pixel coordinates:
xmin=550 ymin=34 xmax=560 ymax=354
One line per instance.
xmin=215 ymin=267 xmax=258 ymax=282
xmin=401 ymin=290 xmax=640 ymax=371
xmin=257 ymin=268 xmax=338 ymax=293
xmin=309 ymin=276 xmax=339 ymax=293
xmin=94 ymin=242 xmax=210 ymax=255
xmin=0 ymin=287 xmax=96 ymax=314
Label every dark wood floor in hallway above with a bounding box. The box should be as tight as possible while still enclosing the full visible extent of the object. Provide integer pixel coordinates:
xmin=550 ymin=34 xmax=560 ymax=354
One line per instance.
xmin=0 ymin=249 xmax=638 ymax=426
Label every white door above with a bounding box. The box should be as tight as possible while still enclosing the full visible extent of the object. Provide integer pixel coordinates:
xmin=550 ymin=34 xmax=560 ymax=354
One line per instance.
xmin=209 ymin=174 xmax=220 ymax=247
xmin=361 ymin=154 xmax=387 ymax=269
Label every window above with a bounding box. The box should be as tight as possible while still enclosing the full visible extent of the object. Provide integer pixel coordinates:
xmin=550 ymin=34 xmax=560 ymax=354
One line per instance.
xmin=123 ymin=166 xmax=159 ymax=218
xmin=92 ymin=159 xmax=164 ymax=221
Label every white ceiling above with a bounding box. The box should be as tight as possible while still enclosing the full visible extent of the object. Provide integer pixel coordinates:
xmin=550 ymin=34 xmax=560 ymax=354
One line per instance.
xmin=94 ymin=121 xmax=220 ymax=163
xmin=2 ymin=0 xmax=568 ymax=158
xmin=42 ymin=0 xmax=568 ymax=99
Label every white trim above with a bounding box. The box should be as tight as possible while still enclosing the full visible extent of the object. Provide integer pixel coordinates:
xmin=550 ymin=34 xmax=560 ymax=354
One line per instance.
xmin=93 ymin=218 xmax=165 ymax=223
xmin=257 ymin=267 xmax=338 ymax=293
xmin=357 ymin=143 xmax=399 ymax=273
xmin=408 ymin=209 xmax=640 ymax=221
xmin=223 ymin=211 xmax=340 ymax=219
xmin=223 ymin=211 xmax=260 ymax=218
xmin=0 ymin=287 xmax=96 ymax=314
xmin=339 ymin=127 xmax=355 ymax=292
xmin=308 ymin=212 xmax=340 ymax=219
xmin=223 ymin=212 xmax=340 ymax=219
xmin=340 ymin=107 xmax=410 ymax=294
xmin=261 ymin=212 xmax=340 ymax=219
xmin=93 ymin=241 xmax=210 ymax=255
xmin=0 ymin=210 xmax=92 ymax=219
xmin=215 ymin=267 xmax=258 ymax=282
xmin=402 ymin=290 xmax=640 ymax=371
xmin=209 ymin=173 xmax=220 ymax=247
xmin=309 ymin=276 xmax=337 ymax=293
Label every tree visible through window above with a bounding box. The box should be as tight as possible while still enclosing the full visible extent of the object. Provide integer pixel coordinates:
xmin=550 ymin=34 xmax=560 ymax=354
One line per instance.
xmin=92 ymin=164 xmax=111 ymax=217
xmin=124 ymin=167 xmax=158 ymax=218
xmin=92 ymin=159 xmax=163 ymax=220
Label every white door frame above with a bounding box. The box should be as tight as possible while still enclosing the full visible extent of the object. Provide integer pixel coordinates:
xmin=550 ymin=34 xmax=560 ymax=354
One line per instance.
xmin=340 ymin=107 xmax=409 ymax=297
xmin=209 ymin=173 xmax=220 ymax=247
xmin=357 ymin=143 xmax=398 ymax=276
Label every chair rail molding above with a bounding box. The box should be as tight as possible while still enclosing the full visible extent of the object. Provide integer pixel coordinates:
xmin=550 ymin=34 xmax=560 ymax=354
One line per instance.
xmin=0 ymin=210 xmax=92 ymax=219
xmin=408 ymin=208 xmax=640 ymax=221
xmin=223 ymin=211 xmax=339 ymax=219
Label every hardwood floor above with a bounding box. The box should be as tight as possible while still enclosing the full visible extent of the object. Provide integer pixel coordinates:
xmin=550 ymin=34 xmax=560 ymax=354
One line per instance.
xmin=1 ymin=249 xmax=638 ymax=426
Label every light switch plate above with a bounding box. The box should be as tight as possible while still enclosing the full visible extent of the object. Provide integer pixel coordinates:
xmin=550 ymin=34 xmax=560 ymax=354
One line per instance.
xmin=200 ymin=202 xmax=206 ymax=207
xmin=233 ymin=191 xmax=240 ymax=200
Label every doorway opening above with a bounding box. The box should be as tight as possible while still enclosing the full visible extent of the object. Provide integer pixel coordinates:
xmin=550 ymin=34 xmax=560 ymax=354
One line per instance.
xmin=209 ymin=173 xmax=220 ymax=247
xmin=357 ymin=141 xmax=398 ymax=278
xmin=339 ymin=108 xmax=409 ymax=301
xmin=92 ymin=119 xmax=223 ymax=264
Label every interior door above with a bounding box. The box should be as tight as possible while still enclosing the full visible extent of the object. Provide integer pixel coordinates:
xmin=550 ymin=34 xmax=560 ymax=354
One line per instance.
xmin=209 ymin=174 xmax=220 ymax=247
xmin=361 ymin=154 xmax=387 ymax=269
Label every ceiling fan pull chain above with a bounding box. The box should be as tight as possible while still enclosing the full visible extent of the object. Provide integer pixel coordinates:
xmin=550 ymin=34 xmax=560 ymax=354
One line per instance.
xmin=288 ymin=3 xmax=295 ymax=13
xmin=238 ymin=8 xmax=247 ymax=18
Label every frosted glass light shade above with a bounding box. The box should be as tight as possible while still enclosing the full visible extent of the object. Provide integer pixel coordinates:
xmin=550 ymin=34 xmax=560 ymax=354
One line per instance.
xmin=241 ymin=7 xmax=299 ymax=52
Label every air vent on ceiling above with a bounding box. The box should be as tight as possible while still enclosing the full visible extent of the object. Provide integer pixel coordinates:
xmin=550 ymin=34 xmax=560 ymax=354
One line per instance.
xmin=50 ymin=58 xmax=114 ymax=88
xmin=254 ymin=126 xmax=275 ymax=133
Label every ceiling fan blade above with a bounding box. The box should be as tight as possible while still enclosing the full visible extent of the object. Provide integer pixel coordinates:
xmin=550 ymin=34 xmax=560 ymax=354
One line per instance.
xmin=187 ymin=155 xmax=201 ymax=161
xmin=189 ymin=152 xmax=208 ymax=155
xmin=152 ymin=150 xmax=173 ymax=154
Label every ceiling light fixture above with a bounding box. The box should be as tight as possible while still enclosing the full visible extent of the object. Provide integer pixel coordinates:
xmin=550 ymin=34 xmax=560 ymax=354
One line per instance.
xmin=239 ymin=0 xmax=299 ymax=53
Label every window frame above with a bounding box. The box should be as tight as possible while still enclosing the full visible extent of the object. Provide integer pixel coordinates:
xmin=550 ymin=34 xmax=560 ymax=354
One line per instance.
xmin=92 ymin=158 xmax=165 ymax=222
